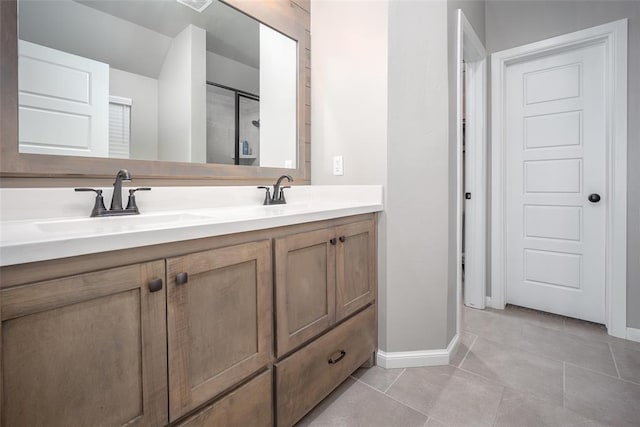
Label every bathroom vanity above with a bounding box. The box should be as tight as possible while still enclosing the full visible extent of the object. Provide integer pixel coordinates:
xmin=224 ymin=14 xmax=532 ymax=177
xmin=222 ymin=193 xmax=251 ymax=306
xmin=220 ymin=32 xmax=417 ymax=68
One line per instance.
xmin=0 ymin=186 xmax=382 ymax=426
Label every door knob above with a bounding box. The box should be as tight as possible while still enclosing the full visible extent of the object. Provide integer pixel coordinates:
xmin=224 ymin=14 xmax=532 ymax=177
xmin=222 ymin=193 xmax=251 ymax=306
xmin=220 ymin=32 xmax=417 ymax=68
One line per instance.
xmin=588 ymin=193 xmax=601 ymax=203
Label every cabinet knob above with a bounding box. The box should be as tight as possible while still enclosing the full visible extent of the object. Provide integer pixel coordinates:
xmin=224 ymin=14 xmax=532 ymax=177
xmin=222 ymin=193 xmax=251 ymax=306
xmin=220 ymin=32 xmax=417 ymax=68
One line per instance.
xmin=148 ymin=278 xmax=163 ymax=292
xmin=329 ymin=238 xmax=337 ymax=245
xmin=339 ymin=236 xmax=346 ymax=243
xmin=588 ymin=193 xmax=601 ymax=203
xmin=328 ymin=350 xmax=346 ymax=365
xmin=176 ymin=272 xmax=189 ymax=285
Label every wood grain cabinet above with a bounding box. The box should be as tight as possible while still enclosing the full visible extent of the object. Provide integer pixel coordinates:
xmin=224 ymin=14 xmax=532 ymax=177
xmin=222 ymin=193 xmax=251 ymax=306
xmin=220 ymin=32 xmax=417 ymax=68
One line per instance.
xmin=0 ymin=261 xmax=168 ymax=427
xmin=166 ymin=240 xmax=273 ymax=422
xmin=0 ymin=214 xmax=377 ymax=427
xmin=335 ymin=220 xmax=376 ymax=321
xmin=275 ymin=219 xmax=375 ymax=356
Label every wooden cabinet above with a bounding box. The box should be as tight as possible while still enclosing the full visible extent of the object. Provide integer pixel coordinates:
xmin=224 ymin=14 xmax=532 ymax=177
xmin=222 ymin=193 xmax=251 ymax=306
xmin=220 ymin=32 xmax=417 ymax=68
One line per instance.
xmin=0 ymin=214 xmax=377 ymax=427
xmin=0 ymin=261 xmax=168 ymax=427
xmin=166 ymin=240 xmax=273 ymax=421
xmin=335 ymin=220 xmax=376 ymax=321
xmin=275 ymin=219 xmax=375 ymax=356
xmin=275 ymin=227 xmax=336 ymax=356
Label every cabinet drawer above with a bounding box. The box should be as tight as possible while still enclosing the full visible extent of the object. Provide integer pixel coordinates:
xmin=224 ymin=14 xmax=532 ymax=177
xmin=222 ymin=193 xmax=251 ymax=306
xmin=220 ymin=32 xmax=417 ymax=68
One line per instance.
xmin=179 ymin=369 xmax=273 ymax=427
xmin=275 ymin=305 xmax=375 ymax=427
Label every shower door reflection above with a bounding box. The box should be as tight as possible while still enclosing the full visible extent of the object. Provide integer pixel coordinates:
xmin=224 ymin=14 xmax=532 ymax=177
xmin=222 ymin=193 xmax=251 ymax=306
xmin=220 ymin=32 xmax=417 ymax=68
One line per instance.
xmin=238 ymin=95 xmax=260 ymax=165
xmin=206 ymin=83 xmax=259 ymax=166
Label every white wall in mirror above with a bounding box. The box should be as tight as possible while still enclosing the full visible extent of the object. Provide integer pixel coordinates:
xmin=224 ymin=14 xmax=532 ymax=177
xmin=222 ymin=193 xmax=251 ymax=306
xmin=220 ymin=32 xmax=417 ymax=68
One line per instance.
xmin=158 ymin=24 xmax=207 ymax=163
xmin=259 ymin=24 xmax=297 ymax=168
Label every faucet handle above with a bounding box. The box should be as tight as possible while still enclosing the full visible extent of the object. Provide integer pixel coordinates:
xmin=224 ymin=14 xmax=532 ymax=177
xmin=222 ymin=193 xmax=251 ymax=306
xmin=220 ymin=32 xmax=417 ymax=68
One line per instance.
xmin=75 ymin=187 xmax=102 ymax=194
xmin=75 ymin=188 xmax=107 ymax=217
xmin=126 ymin=187 xmax=151 ymax=212
xmin=278 ymin=186 xmax=291 ymax=203
xmin=257 ymin=186 xmax=272 ymax=205
xmin=129 ymin=187 xmax=151 ymax=194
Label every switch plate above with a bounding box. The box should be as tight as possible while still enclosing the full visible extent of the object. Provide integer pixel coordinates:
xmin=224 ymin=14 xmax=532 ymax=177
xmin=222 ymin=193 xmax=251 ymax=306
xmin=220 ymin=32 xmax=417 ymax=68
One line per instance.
xmin=332 ymin=156 xmax=344 ymax=176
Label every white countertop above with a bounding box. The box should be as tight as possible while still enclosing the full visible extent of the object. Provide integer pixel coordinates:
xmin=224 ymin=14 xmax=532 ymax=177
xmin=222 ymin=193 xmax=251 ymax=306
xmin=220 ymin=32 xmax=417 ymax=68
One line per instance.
xmin=0 ymin=185 xmax=383 ymax=266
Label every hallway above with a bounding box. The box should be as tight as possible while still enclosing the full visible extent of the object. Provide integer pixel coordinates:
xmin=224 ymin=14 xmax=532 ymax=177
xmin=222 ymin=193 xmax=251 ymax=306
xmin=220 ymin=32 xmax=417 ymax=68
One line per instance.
xmin=297 ymin=306 xmax=640 ymax=426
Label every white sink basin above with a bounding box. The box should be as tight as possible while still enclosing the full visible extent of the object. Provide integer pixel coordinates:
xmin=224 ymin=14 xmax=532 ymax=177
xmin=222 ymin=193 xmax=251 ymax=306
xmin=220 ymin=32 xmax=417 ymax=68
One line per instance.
xmin=35 ymin=213 xmax=215 ymax=234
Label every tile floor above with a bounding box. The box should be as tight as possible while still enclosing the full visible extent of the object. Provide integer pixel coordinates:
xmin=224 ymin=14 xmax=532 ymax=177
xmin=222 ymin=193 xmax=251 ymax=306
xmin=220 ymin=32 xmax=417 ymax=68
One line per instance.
xmin=297 ymin=305 xmax=640 ymax=427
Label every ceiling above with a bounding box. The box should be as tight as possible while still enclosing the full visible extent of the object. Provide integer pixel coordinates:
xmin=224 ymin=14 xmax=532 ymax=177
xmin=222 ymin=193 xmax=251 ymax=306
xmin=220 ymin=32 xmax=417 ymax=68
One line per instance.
xmin=75 ymin=0 xmax=261 ymax=69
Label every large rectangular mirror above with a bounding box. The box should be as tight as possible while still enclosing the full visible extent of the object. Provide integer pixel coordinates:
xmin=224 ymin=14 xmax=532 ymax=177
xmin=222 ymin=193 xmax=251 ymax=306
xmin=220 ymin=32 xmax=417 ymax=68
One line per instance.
xmin=17 ymin=0 xmax=298 ymax=169
xmin=0 ymin=0 xmax=311 ymax=182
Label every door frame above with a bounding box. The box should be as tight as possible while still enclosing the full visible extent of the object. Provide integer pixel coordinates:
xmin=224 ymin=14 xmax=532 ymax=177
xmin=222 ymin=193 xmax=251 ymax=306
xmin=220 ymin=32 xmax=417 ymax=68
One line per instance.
xmin=456 ymin=9 xmax=487 ymax=323
xmin=490 ymin=20 xmax=628 ymax=337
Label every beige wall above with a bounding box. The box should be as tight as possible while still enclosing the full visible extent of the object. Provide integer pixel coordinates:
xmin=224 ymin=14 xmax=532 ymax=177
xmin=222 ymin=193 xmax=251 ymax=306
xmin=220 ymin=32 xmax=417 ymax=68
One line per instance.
xmin=312 ymin=0 xmax=457 ymax=353
xmin=310 ymin=0 xmax=390 ymax=348
xmin=485 ymin=0 xmax=640 ymax=329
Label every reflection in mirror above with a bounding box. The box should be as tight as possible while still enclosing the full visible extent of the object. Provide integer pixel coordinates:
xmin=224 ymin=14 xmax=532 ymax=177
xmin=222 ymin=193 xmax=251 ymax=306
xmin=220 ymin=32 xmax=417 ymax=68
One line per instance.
xmin=17 ymin=0 xmax=297 ymax=168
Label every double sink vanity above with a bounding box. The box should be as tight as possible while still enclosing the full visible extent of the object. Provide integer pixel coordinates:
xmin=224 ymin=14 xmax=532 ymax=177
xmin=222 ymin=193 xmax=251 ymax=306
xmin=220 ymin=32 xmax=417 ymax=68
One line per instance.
xmin=0 ymin=0 xmax=380 ymax=424
xmin=0 ymin=182 xmax=382 ymax=426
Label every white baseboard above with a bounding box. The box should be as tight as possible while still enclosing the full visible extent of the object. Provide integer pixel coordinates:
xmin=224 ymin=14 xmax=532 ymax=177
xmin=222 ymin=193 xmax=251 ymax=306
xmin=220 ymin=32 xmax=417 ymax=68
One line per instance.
xmin=485 ymin=296 xmax=492 ymax=308
xmin=627 ymin=327 xmax=640 ymax=343
xmin=376 ymin=334 xmax=459 ymax=369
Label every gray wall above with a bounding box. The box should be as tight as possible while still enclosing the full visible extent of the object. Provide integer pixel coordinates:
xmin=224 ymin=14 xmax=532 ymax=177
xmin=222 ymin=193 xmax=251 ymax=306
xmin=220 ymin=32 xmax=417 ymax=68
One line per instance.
xmin=310 ymin=0 xmax=390 ymax=348
xmin=387 ymin=0 xmax=452 ymax=351
xmin=485 ymin=0 xmax=640 ymax=328
xmin=312 ymin=0 xmax=457 ymax=353
xmin=446 ymin=0 xmax=486 ymax=343
xmin=206 ymin=51 xmax=259 ymax=95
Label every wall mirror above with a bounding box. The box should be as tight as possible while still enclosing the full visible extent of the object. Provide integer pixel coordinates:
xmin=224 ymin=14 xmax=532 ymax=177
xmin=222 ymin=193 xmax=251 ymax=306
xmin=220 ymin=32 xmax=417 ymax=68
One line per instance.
xmin=0 ymin=0 xmax=309 ymax=183
xmin=17 ymin=0 xmax=297 ymax=169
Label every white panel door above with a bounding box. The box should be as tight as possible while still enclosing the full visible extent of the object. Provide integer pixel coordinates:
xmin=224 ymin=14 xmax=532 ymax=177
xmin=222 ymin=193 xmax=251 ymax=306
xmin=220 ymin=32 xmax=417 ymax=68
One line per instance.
xmin=504 ymin=42 xmax=606 ymax=323
xmin=18 ymin=40 xmax=109 ymax=157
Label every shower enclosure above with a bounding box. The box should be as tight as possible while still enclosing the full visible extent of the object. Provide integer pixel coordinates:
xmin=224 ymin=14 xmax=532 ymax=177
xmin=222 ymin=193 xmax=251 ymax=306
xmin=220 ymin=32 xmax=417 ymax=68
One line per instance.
xmin=206 ymin=82 xmax=260 ymax=166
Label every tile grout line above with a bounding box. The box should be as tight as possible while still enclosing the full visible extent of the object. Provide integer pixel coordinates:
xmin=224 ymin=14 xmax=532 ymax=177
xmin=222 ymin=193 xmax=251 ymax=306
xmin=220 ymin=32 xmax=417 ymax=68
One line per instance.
xmin=563 ymin=360 xmax=640 ymax=387
xmin=473 ymin=307 xmax=624 ymax=351
xmin=351 ymin=375 xmax=432 ymax=419
xmin=608 ymin=342 xmax=621 ymax=378
xmin=457 ymin=334 xmax=478 ymax=368
xmin=491 ymin=387 xmax=506 ymax=427
xmin=562 ymin=361 xmax=566 ymax=408
xmin=466 ymin=326 xmax=624 ymax=381
xmin=383 ymin=368 xmax=406 ymax=394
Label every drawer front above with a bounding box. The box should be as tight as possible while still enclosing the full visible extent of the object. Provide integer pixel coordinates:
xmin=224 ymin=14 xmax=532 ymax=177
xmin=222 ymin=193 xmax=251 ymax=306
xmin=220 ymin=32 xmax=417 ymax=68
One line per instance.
xmin=275 ymin=305 xmax=376 ymax=427
xmin=178 ymin=369 xmax=273 ymax=427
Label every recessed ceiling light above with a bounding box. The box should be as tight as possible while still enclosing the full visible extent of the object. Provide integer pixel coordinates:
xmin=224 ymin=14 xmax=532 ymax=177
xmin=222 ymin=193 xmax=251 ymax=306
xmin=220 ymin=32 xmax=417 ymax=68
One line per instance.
xmin=176 ymin=0 xmax=213 ymax=13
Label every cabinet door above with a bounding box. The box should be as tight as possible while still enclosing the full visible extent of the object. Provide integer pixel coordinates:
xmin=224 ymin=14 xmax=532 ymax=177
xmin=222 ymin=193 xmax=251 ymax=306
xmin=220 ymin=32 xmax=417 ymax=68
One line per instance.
xmin=275 ymin=227 xmax=336 ymax=356
xmin=1 ymin=261 xmax=168 ymax=427
xmin=335 ymin=220 xmax=376 ymax=321
xmin=167 ymin=240 xmax=272 ymax=421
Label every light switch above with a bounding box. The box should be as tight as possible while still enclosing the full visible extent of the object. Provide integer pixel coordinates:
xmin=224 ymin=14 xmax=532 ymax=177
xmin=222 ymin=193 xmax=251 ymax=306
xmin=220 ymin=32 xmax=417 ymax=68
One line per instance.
xmin=332 ymin=156 xmax=344 ymax=176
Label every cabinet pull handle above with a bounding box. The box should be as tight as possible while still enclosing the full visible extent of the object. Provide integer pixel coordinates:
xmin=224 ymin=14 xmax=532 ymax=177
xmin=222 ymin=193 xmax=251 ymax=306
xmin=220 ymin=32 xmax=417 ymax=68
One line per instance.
xmin=148 ymin=278 xmax=163 ymax=292
xmin=176 ymin=272 xmax=189 ymax=285
xmin=328 ymin=350 xmax=346 ymax=365
xmin=329 ymin=238 xmax=337 ymax=245
xmin=339 ymin=236 xmax=346 ymax=243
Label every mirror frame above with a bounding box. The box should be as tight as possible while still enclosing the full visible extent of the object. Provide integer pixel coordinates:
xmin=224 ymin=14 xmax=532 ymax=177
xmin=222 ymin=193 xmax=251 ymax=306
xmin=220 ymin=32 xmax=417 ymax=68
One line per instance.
xmin=0 ymin=0 xmax=310 ymax=184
